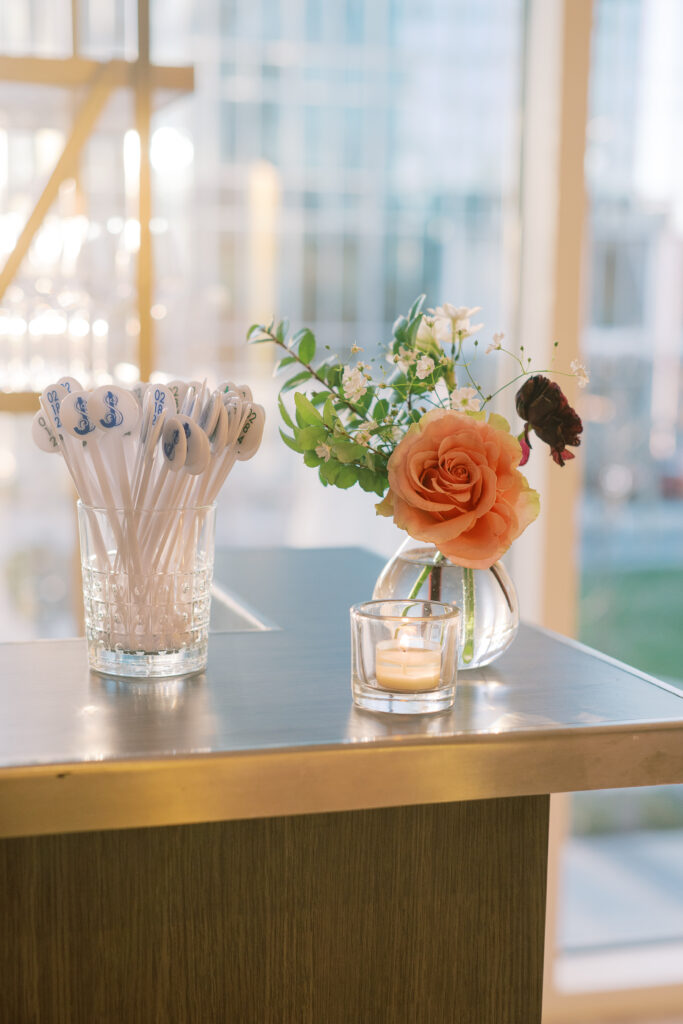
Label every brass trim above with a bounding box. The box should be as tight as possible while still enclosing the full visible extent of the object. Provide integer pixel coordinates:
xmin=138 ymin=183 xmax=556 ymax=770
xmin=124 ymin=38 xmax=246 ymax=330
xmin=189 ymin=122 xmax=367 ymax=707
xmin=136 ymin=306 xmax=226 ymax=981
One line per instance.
xmin=2 ymin=723 xmax=683 ymax=839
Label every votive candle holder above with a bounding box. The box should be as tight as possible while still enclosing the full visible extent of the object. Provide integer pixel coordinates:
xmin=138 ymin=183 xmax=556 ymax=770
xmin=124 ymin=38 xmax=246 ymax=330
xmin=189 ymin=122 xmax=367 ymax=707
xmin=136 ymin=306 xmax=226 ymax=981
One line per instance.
xmin=350 ymin=599 xmax=459 ymax=714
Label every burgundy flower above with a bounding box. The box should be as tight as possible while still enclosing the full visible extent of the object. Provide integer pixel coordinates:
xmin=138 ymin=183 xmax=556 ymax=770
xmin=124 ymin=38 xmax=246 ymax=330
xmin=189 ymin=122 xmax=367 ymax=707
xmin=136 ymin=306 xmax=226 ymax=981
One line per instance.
xmin=515 ymin=375 xmax=583 ymax=467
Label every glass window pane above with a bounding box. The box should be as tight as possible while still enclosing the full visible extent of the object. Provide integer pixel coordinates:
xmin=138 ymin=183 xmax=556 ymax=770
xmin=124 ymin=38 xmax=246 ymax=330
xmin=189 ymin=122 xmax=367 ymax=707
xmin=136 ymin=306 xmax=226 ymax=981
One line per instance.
xmin=0 ymin=0 xmax=526 ymax=636
xmin=561 ymin=0 xmax=683 ymax=987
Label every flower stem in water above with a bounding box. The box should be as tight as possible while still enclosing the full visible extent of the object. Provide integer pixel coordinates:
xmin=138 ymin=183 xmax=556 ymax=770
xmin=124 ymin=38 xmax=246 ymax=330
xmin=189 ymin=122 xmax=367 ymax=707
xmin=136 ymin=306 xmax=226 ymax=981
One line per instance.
xmin=407 ymin=550 xmax=445 ymax=601
xmin=462 ymin=567 xmax=475 ymax=664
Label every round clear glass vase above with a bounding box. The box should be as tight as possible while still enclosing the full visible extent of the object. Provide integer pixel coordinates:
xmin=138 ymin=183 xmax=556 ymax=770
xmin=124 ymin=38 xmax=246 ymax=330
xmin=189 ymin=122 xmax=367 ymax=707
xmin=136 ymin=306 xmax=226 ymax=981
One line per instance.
xmin=372 ymin=537 xmax=519 ymax=670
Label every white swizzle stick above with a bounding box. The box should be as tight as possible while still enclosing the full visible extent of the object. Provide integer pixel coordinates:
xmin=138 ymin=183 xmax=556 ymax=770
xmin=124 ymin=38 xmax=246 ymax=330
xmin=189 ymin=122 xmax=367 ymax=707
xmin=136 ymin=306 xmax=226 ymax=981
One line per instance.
xmin=139 ymin=415 xmax=188 ymax=564
xmin=87 ymin=385 xmax=142 ymax=569
xmin=39 ymin=385 xmax=91 ymax=497
xmin=197 ymin=393 xmax=243 ymax=502
xmin=218 ymin=381 xmax=253 ymax=403
xmin=208 ymin=399 xmax=229 ymax=453
xmin=31 ymin=408 xmax=93 ymax=492
xmin=167 ymin=379 xmax=189 ymax=413
xmin=132 ymin=384 xmax=174 ymax=505
xmin=144 ymin=414 xmax=187 ymax=511
xmin=235 ymin=403 xmax=265 ymax=459
xmin=56 ymin=376 xmax=83 ymax=395
xmin=129 ymin=381 xmax=147 ymax=407
xmin=31 ymin=410 xmax=61 ymax=456
xmin=178 ymin=401 xmax=229 ymax=560
xmin=207 ymin=403 xmax=265 ymax=504
xmin=130 ymin=388 xmax=153 ymax=502
xmin=59 ymin=392 xmax=117 ymax=509
xmin=155 ymin=415 xmax=211 ymax=573
xmin=198 ymin=390 xmax=222 ymax=438
xmin=59 ymin=391 xmax=128 ymax=569
xmin=202 ymin=394 xmax=249 ymax=495
xmin=88 ymin=385 xmax=140 ymax=507
xmin=192 ymin=401 xmax=230 ymax=508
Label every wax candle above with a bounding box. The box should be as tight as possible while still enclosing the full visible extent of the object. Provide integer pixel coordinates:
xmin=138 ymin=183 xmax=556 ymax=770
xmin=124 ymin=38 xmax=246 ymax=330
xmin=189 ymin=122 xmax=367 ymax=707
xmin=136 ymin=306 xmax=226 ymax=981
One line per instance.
xmin=375 ymin=638 xmax=441 ymax=692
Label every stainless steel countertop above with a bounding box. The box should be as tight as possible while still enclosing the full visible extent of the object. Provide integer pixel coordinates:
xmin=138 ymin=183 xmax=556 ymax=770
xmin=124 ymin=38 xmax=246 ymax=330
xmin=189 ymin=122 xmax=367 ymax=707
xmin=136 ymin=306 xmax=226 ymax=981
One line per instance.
xmin=2 ymin=547 xmax=683 ymax=838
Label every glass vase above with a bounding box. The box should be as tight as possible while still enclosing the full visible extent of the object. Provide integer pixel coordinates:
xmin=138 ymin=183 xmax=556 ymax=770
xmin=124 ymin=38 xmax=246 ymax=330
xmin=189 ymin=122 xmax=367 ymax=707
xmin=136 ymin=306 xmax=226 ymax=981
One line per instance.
xmin=372 ymin=537 xmax=519 ymax=670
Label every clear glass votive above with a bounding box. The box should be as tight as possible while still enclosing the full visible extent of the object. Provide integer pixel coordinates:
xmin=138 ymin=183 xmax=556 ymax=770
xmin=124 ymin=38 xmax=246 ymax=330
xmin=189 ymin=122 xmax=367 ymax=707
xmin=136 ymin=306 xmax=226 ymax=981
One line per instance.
xmin=78 ymin=502 xmax=216 ymax=679
xmin=350 ymin=600 xmax=460 ymax=714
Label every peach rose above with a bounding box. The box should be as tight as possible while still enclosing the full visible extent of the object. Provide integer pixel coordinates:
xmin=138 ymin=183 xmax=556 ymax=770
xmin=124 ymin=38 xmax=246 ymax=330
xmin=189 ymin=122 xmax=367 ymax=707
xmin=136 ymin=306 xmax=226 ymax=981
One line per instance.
xmin=376 ymin=409 xmax=540 ymax=569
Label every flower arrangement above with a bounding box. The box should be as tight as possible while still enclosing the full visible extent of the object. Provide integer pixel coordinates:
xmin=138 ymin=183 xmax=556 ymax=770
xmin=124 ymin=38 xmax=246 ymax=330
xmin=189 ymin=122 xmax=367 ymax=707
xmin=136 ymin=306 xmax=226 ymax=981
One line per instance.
xmin=247 ymin=296 xmax=587 ymax=637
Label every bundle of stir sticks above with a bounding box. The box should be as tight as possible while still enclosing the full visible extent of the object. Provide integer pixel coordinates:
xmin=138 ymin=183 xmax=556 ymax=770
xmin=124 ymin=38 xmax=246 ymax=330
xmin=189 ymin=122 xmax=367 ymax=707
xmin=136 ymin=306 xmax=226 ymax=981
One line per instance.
xmin=33 ymin=375 xmax=265 ymax=578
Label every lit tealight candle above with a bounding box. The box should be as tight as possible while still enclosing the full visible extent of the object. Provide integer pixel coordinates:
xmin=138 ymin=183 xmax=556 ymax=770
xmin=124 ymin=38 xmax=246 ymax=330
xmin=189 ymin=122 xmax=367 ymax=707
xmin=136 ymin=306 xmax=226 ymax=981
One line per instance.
xmin=375 ymin=637 xmax=442 ymax=692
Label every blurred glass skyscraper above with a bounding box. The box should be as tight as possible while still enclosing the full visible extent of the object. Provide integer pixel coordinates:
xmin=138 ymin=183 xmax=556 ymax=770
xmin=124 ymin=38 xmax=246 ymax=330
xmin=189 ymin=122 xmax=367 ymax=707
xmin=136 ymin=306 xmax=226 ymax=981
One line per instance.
xmin=148 ymin=0 xmax=524 ymax=374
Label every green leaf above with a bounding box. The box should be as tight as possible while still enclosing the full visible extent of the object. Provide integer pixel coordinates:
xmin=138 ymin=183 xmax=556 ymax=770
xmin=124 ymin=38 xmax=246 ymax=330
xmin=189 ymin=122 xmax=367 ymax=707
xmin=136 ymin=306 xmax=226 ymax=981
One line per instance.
xmin=331 ymin=441 xmax=366 ymax=463
xmin=298 ymin=328 xmax=316 ymax=364
xmin=278 ymin=395 xmax=295 ymax=430
xmin=309 ymin=390 xmax=328 ymax=406
xmin=335 ymin=465 xmax=358 ymax=489
xmin=373 ymin=398 xmax=389 ymax=421
xmin=357 ymin=467 xmax=379 ymax=492
xmin=325 ymin=365 xmax=342 ymax=389
xmin=279 ymin=429 xmax=303 ymax=453
xmin=304 ymin=451 xmax=323 ymax=468
xmin=319 ymin=459 xmax=341 ymax=485
xmin=392 ymin=315 xmax=408 ymax=345
xmin=275 ymin=318 xmax=289 ymax=343
xmin=323 ymin=396 xmax=337 ymax=429
xmin=355 ymin=389 xmax=374 ymax=415
xmin=247 ymin=323 xmax=265 ymax=340
xmin=275 ymin=355 xmax=298 ymax=374
xmin=296 ymin=425 xmax=327 ymax=449
xmin=280 ymin=370 xmax=312 ymax=392
xmin=408 ymin=294 xmax=426 ymax=320
xmin=294 ymin=392 xmax=323 ymax=426
xmin=364 ymin=450 xmax=388 ymax=474
xmin=406 ymin=313 xmax=427 ymax=347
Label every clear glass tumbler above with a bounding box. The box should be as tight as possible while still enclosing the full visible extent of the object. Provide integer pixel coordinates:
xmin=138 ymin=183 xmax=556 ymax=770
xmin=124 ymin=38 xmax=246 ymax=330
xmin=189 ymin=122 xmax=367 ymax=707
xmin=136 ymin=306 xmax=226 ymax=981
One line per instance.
xmin=78 ymin=502 xmax=216 ymax=679
xmin=350 ymin=599 xmax=460 ymax=714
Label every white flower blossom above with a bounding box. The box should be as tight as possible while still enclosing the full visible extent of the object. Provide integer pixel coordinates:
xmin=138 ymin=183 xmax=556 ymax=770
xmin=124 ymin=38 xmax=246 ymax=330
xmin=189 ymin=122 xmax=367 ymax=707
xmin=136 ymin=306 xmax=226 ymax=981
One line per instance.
xmin=315 ymin=443 xmax=331 ymax=462
xmin=449 ymin=387 xmax=480 ymax=412
xmin=432 ymin=303 xmax=482 ymax=322
xmin=416 ymin=317 xmax=437 ymax=345
xmin=431 ymin=303 xmax=484 ymax=341
xmin=355 ymin=420 xmax=377 ymax=447
xmin=393 ymin=345 xmax=416 ymax=374
xmin=570 ymin=359 xmax=590 ymax=389
xmin=415 ymin=355 xmax=435 ymax=380
xmin=486 ymin=332 xmax=504 ymax=354
xmin=350 ymin=343 xmax=363 ymax=354
xmin=342 ymin=364 xmax=368 ymax=402
xmin=431 ymin=317 xmax=454 ymax=345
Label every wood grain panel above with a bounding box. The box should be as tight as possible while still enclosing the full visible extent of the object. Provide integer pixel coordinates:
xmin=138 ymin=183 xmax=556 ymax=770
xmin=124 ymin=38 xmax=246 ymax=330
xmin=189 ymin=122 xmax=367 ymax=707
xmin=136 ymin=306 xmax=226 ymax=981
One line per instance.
xmin=1 ymin=796 xmax=549 ymax=1023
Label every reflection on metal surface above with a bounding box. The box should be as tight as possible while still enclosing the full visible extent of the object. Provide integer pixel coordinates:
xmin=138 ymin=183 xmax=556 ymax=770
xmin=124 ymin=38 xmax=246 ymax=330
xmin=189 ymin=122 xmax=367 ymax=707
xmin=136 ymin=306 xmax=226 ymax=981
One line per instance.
xmin=209 ymin=581 xmax=277 ymax=632
xmin=345 ymin=706 xmax=457 ymax=743
xmin=488 ymin=712 xmax=564 ymax=734
xmin=84 ymin=673 xmax=217 ymax=760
